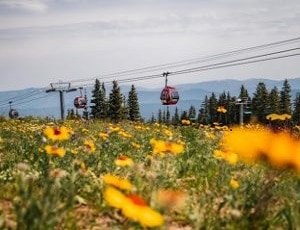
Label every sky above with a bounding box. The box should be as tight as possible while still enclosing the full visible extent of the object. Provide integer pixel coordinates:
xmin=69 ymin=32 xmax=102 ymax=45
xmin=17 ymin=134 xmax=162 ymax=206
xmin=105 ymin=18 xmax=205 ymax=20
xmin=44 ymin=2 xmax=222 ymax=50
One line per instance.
xmin=0 ymin=0 xmax=300 ymax=91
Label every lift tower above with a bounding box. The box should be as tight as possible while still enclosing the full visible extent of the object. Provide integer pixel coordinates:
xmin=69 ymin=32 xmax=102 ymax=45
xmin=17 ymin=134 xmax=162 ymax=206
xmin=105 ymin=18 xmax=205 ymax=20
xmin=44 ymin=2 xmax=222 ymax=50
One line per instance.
xmin=46 ymin=81 xmax=77 ymax=120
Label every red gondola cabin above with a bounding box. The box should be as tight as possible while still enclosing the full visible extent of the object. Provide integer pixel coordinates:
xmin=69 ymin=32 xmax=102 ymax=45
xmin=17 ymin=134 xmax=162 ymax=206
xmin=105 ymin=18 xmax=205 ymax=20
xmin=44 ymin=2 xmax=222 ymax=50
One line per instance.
xmin=160 ymin=86 xmax=179 ymax=105
xmin=74 ymin=96 xmax=87 ymax=109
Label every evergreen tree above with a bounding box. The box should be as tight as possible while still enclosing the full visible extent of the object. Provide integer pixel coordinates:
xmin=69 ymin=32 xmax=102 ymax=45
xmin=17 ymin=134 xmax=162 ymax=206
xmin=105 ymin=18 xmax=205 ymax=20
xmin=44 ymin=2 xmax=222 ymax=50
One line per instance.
xmin=218 ymin=92 xmax=227 ymax=124
xmin=157 ymin=109 xmax=162 ymax=123
xmin=121 ymin=95 xmax=129 ymax=120
xmin=172 ymin=107 xmax=180 ymax=125
xmin=150 ymin=113 xmax=156 ymax=123
xmin=292 ymin=93 xmax=300 ymax=124
xmin=268 ymin=87 xmax=280 ymax=114
xmin=90 ymin=79 xmax=102 ymax=119
xmin=66 ymin=109 xmax=76 ymax=120
xmin=208 ymin=92 xmax=218 ymax=123
xmin=100 ymin=82 xmax=108 ymax=118
xmin=229 ymin=95 xmax=238 ymax=125
xmin=252 ymin=82 xmax=269 ymax=122
xmin=180 ymin=110 xmax=188 ymax=120
xmin=166 ymin=106 xmax=171 ymax=125
xmin=279 ymin=79 xmax=292 ymax=114
xmin=108 ymin=80 xmax=123 ymax=122
xmin=188 ymin=105 xmax=197 ymax=120
xmin=162 ymin=109 xmax=166 ymax=123
xmin=127 ymin=84 xmax=140 ymax=121
xmin=198 ymin=96 xmax=209 ymax=124
xmin=239 ymin=84 xmax=249 ymax=100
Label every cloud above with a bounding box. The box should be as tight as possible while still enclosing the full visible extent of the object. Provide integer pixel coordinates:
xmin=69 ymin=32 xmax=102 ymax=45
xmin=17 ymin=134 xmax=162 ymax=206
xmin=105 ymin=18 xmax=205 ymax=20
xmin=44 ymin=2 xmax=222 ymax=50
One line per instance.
xmin=0 ymin=0 xmax=48 ymax=13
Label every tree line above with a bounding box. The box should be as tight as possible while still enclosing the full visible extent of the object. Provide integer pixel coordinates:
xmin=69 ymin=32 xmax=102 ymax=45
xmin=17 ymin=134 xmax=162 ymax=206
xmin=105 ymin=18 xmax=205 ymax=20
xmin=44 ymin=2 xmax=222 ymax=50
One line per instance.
xmin=70 ymin=78 xmax=300 ymax=126
xmin=88 ymin=79 xmax=140 ymax=122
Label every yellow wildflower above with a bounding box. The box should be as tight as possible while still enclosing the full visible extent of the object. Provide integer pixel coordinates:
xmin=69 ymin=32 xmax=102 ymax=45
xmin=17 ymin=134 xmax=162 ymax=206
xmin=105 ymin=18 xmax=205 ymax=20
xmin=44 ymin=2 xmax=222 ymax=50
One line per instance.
xmin=166 ymin=142 xmax=185 ymax=155
xmin=44 ymin=145 xmax=66 ymax=157
xmin=230 ymin=178 xmax=240 ymax=189
xmin=205 ymin=132 xmax=216 ymax=139
xmin=71 ymin=148 xmax=79 ymax=154
xmin=217 ymin=106 xmax=227 ymax=113
xmin=99 ymin=132 xmax=109 ymax=140
xmin=43 ymin=126 xmax=71 ymax=141
xmin=118 ymin=130 xmax=132 ymax=138
xmin=150 ymin=139 xmax=166 ymax=155
xmin=104 ymin=186 xmax=128 ymax=209
xmin=163 ymin=129 xmax=173 ymax=137
xmin=131 ymin=142 xmax=141 ymax=149
xmin=84 ymin=140 xmax=96 ymax=153
xmin=137 ymin=206 xmax=164 ymax=228
xmin=115 ymin=155 xmax=134 ymax=167
xmin=213 ymin=150 xmax=238 ymax=165
xmin=103 ymin=174 xmax=133 ymax=191
xmin=156 ymin=189 xmax=186 ymax=210
xmin=181 ymin=119 xmax=191 ymax=125
xmin=220 ymin=127 xmax=300 ymax=173
xmin=122 ymin=194 xmax=164 ymax=228
xmin=150 ymin=138 xmax=185 ymax=155
xmin=109 ymin=125 xmax=120 ymax=132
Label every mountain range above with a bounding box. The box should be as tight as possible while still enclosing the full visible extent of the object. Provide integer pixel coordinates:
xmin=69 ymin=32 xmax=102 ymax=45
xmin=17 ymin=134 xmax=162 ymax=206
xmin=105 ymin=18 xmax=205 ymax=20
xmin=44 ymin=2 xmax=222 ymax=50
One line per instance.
xmin=0 ymin=78 xmax=299 ymax=120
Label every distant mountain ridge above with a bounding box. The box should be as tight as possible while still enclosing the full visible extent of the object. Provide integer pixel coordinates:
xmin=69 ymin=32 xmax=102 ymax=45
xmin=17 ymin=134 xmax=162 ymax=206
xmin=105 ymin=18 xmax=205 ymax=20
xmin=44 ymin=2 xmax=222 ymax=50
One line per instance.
xmin=0 ymin=78 xmax=299 ymax=119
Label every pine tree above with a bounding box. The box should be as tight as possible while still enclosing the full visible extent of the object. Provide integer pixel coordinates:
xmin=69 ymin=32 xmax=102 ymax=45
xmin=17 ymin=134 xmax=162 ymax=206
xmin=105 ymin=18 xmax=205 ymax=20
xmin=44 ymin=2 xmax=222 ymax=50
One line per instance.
xmin=127 ymin=84 xmax=140 ymax=121
xmin=100 ymin=82 xmax=108 ymax=118
xmin=292 ymin=93 xmax=300 ymax=124
xmin=228 ymin=94 xmax=238 ymax=125
xmin=279 ymin=79 xmax=292 ymax=114
xmin=150 ymin=113 xmax=156 ymax=123
xmin=209 ymin=92 xmax=218 ymax=123
xmin=172 ymin=107 xmax=180 ymax=125
xmin=239 ymin=84 xmax=249 ymax=100
xmin=108 ymin=80 xmax=123 ymax=122
xmin=199 ymin=96 xmax=210 ymax=124
xmin=188 ymin=105 xmax=196 ymax=120
xmin=162 ymin=109 xmax=166 ymax=123
xmin=90 ymin=79 xmax=102 ymax=119
xmin=268 ymin=86 xmax=280 ymax=114
xmin=121 ymin=95 xmax=129 ymax=120
xmin=252 ymin=82 xmax=269 ymax=122
xmin=157 ymin=109 xmax=162 ymax=123
xmin=180 ymin=110 xmax=188 ymax=120
xmin=218 ymin=92 xmax=227 ymax=124
xmin=165 ymin=107 xmax=171 ymax=125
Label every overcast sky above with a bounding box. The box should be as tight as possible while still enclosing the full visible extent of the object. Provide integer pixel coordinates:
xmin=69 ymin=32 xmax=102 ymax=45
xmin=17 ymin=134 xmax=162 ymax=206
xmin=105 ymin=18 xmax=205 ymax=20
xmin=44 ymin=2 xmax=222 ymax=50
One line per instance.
xmin=1 ymin=0 xmax=300 ymax=91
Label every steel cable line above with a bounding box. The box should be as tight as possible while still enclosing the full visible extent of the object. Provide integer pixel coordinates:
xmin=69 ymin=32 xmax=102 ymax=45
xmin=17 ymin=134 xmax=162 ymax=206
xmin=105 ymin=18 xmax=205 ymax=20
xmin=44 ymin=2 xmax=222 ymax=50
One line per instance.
xmin=170 ymin=53 xmax=300 ymax=76
xmin=12 ymin=94 xmax=53 ymax=107
xmin=0 ymin=88 xmax=47 ymax=107
xmin=169 ymin=47 xmax=300 ymax=75
xmin=0 ymin=88 xmax=43 ymax=104
xmin=68 ymin=52 xmax=300 ymax=90
xmin=70 ymin=48 xmax=300 ymax=87
xmin=67 ymin=36 xmax=300 ymax=84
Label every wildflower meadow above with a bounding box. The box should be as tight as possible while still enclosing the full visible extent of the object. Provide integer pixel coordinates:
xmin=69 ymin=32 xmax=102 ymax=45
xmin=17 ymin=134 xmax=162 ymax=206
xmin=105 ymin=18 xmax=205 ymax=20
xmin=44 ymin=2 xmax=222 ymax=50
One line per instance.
xmin=0 ymin=118 xmax=300 ymax=229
